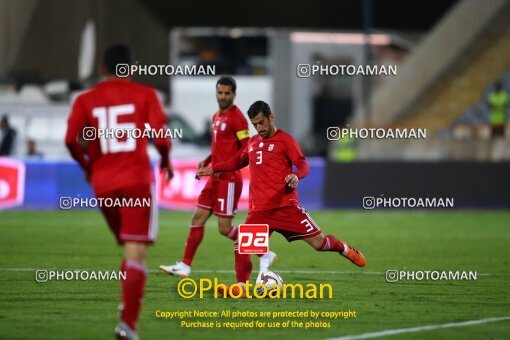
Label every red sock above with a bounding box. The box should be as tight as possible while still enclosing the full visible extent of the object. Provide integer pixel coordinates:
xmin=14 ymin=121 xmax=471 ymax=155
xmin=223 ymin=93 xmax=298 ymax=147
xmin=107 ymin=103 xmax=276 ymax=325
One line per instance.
xmin=182 ymin=225 xmax=205 ymax=266
xmin=225 ymin=226 xmax=238 ymax=241
xmin=233 ymin=240 xmax=252 ymax=283
xmin=121 ymin=260 xmax=147 ymax=331
xmin=227 ymin=229 xmax=262 ymax=258
xmin=319 ymin=235 xmax=346 ymax=253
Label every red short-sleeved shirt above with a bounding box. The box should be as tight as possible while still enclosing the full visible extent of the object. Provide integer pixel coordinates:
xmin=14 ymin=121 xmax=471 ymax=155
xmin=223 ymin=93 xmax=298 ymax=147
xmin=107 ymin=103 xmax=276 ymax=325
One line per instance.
xmin=66 ymin=79 xmax=169 ymax=194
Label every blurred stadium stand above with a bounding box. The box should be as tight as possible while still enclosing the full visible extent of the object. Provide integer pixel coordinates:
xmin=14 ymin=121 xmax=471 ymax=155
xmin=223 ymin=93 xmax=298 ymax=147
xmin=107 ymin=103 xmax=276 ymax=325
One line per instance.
xmin=1 ymin=0 xmax=510 ymax=211
xmin=349 ymin=0 xmax=510 ymax=161
xmin=458 ymin=70 xmax=510 ymax=125
xmin=355 ymin=0 xmax=510 ymax=126
xmin=1 ymin=0 xmax=509 ymax=161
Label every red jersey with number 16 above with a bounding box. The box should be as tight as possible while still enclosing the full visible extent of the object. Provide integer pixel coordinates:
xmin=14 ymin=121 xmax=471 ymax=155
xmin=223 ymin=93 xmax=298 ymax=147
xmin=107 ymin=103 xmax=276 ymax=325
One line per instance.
xmin=65 ymin=79 xmax=171 ymax=195
xmin=213 ymin=129 xmax=310 ymax=211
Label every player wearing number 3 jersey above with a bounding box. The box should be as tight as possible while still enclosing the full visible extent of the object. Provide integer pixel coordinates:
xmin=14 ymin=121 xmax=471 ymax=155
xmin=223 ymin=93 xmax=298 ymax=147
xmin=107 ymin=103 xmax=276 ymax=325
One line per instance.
xmin=65 ymin=44 xmax=172 ymax=339
xmin=160 ymin=77 xmax=277 ymax=283
xmin=197 ymin=100 xmax=366 ymax=293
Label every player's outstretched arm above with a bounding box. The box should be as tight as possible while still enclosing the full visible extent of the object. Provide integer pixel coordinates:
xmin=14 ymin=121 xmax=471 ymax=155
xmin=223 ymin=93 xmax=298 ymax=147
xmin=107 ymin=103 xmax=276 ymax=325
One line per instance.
xmin=195 ymin=154 xmax=248 ymax=178
xmin=196 ymin=134 xmax=246 ymax=179
xmin=196 ymin=154 xmax=248 ymax=178
xmin=214 ymin=152 xmax=249 ymax=172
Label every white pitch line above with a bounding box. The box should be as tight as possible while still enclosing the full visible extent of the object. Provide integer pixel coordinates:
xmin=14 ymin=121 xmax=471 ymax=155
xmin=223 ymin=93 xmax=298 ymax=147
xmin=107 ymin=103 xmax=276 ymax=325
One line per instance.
xmin=330 ymin=316 xmax=510 ymax=340
xmin=161 ymin=269 xmax=386 ymax=275
xmin=0 ymin=267 xmax=502 ymax=276
xmin=183 ymin=270 xmax=499 ymax=276
xmin=153 ymin=269 xmax=493 ymax=276
xmin=0 ymin=267 xmax=382 ymax=275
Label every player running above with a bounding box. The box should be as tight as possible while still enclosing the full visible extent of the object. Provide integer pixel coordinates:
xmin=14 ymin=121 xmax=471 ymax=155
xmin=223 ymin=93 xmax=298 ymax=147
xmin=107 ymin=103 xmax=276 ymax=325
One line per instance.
xmin=160 ymin=77 xmax=277 ymax=281
xmin=197 ymin=100 xmax=366 ymax=292
xmin=65 ymin=44 xmax=173 ymax=339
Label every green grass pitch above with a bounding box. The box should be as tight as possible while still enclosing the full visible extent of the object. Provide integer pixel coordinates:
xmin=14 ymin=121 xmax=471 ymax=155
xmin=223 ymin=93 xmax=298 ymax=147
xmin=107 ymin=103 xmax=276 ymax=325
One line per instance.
xmin=0 ymin=210 xmax=509 ymax=339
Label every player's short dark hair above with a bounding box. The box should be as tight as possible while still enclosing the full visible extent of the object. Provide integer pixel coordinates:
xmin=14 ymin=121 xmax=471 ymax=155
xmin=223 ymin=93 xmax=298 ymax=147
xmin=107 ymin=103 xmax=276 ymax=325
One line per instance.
xmin=102 ymin=44 xmax=133 ymax=75
xmin=247 ymin=100 xmax=271 ymax=119
xmin=216 ymin=76 xmax=236 ymax=93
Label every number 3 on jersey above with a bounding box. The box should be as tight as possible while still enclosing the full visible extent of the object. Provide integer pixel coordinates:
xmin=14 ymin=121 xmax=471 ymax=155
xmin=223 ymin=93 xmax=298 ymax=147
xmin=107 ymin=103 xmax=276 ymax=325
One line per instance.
xmin=92 ymin=104 xmax=136 ymax=154
xmin=256 ymin=150 xmax=263 ymax=164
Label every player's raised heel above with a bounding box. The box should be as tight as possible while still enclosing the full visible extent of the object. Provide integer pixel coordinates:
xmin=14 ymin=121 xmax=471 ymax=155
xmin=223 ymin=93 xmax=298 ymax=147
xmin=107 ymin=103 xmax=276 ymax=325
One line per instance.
xmin=342 ymin=245 xmax=366 ymax=267
xmin=159 ymin=262 xmax=191 ymax=278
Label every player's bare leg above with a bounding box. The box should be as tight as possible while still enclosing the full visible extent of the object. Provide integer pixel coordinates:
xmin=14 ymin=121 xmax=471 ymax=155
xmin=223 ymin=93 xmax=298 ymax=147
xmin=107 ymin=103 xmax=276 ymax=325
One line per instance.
xmin=218 ymin=216 xmax=237 ymax=240
xmin=304 ymin=233 xmax=366 ymax=267
xmin=116 ymin=242 xmax=147 ymax=339
xmin=160 ymin=207 xmax=212 ymax=277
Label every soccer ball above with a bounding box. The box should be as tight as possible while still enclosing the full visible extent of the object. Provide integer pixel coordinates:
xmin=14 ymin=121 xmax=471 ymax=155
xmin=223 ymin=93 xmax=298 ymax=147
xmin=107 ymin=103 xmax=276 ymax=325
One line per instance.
xmin=256 ymin=271 xmax=283 ymax=295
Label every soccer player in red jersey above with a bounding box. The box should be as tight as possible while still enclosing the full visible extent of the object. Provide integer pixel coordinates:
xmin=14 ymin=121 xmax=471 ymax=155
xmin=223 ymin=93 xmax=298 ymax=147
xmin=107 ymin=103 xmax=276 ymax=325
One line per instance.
xmin=65 ymin=44 xmax=173 ymax=339
xmin=197 ymin=100 xmax=366 ymax=293
xmin=160 ymin=77 xmax=277 ymax=280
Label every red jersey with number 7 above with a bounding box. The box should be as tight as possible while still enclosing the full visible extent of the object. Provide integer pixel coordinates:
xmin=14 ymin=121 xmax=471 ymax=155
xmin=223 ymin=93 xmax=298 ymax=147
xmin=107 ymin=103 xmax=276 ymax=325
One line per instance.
xmin=209 ymin=105 xmax=249 ymax=181
xmin=213 ymin=129 xmax=310 ymax=211
xmin=65 ymin=79 xmax=171 ymax=194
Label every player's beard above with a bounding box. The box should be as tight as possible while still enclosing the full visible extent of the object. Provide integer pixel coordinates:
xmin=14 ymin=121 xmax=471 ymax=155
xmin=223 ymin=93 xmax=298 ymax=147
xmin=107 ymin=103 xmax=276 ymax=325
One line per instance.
xmin=218 ymin=99 xmax=233 ymax=110
xmin=258 ymin=128 xmax=270 ymax=138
